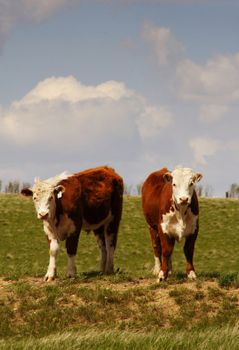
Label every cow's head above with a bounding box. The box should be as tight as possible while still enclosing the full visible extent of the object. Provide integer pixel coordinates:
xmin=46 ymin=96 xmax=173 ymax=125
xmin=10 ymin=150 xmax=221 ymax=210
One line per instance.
xmin=163 ymin=167 xmax=202 ymax=207
xmin=21 ymin=180 xmax=65 ymax=220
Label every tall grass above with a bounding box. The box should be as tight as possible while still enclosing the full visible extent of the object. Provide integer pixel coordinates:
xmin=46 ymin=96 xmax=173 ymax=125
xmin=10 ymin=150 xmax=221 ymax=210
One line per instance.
xmin=1 ymin=325 xmax=239 ymax=350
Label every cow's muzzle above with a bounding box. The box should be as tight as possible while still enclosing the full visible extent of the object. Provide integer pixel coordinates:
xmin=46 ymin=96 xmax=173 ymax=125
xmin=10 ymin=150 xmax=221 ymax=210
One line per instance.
xmin=179 ymin=196 xmax=189 ymax=205
xmin=38 ymin=212 xmax=49 ymax=220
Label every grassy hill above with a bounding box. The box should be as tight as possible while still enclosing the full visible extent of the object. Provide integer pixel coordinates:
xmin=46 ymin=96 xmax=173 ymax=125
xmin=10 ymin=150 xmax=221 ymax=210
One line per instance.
xmin=0 ymin=194 xmax=239 ymax=349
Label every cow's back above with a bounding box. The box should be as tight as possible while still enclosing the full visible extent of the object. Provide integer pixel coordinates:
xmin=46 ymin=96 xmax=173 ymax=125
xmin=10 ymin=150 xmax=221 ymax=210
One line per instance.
xmin=142 ymin=168 xmax=172 ymax=229
xmin=59 ymin=166 xmax=123 ymax=224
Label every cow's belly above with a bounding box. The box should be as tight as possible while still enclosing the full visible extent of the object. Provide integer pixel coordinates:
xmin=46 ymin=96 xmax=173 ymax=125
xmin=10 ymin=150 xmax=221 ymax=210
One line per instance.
xmin=82 ymin=211 xmax=113 ymax=231
xmin=161 ymin=208 xmax=198 ymax=242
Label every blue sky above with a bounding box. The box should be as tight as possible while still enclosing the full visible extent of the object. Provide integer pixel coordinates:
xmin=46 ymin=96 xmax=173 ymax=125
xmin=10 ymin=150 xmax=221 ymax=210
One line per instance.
xmin=0 ymin=0 xmax=239 ymax=195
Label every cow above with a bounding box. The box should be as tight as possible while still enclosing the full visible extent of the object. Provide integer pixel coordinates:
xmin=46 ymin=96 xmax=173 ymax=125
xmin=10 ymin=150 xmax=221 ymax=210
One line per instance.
xmin=141 ymin=167 xmax=202 ymax=282
xmin=21 ymin=166 xmax=123 ymax=281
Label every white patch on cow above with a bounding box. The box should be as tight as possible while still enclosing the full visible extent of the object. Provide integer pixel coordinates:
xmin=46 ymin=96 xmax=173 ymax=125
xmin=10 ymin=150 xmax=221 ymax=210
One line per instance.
xmin=153 ymin=256 xmax=161 ymax=275
xmin=157 ymin=270 xmax=165 ymax=282
xmin=188 ymin=270 xmax=197 ymax=280
xmin=67 ymin=255 xmax=77 ymax=278
xmin=44 ymin=239 xmax=59 ymax=281
xmin=82 ymin=212 xmax=113 ymax=232
xmin=40 ymin=171 xmax=70 ymax=186
xmin=161 ymin=207 xmax=198 ymax=242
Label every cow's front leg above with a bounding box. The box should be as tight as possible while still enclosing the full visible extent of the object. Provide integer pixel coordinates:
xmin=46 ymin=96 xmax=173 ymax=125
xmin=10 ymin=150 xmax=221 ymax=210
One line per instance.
xmin=184 ymin=232 xmax=198 ymax=280
xmin=149 ymin=226 xmax=162 ymax=275
xmin=158 ymin=232 xmax=175 ymax=282
xmin=45 ymin=238 xmax=59 ymax=281
xmin=65 ymin=232 xmax=80 ymax=278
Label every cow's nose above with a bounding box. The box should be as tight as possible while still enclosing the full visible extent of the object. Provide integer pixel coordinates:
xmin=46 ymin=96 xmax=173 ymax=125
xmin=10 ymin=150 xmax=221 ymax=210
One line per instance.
xmin=179 ymin=197 xmax=189 ymax=205
xmin=38 ymin=212 xmax=49 ymax=220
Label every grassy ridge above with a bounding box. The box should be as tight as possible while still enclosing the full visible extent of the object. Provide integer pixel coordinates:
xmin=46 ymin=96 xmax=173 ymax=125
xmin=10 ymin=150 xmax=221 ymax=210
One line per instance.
xmin=0 ymin=194 xmax=238 ymax=349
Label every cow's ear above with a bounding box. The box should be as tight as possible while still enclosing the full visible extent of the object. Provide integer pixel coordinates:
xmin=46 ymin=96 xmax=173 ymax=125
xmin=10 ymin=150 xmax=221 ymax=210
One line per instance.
xmin=163 ymin=172 xmax=173 ymax=183
xmin=194 ymin=173 xmax=203 ymax=183
xmin=21 ymin=188 xmax=33 ymax=197
xmin=55 ymin=185 xmax=65 ymax=199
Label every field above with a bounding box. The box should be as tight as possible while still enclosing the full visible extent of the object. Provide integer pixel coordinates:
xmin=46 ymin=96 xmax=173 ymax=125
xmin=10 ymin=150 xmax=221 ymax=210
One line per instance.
xmin=0 ymin=194 xmax=239 ymax=349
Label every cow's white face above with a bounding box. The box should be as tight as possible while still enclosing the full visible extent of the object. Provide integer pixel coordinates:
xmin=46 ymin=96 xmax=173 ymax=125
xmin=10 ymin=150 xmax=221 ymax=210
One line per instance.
xmin=32 ymin=183 xmax=56 ymax=220
xmin=164 ymin=168 xmax=202 ymax=207
xmin=22 ymin=181 xmax=65 ymax=220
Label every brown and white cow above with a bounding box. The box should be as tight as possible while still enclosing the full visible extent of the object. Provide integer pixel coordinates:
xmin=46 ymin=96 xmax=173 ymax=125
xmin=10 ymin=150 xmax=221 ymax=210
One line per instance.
xmin=141 ymin=167 xmax=202 ymax=282
xmin=21 ymin=166 xmax=123 ymax=281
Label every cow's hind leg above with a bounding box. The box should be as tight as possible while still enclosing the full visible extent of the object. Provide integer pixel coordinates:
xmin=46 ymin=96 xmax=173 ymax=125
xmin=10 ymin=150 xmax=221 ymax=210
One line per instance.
xmin=184 ymin=232 xmax=198 ymax=280
xmin=65 ymin=232 xmax=80 ymax=278
xmin=104 ymin=218 xmax=119 ymax=275
xmin=94 ymin=226 xmax=107 ymax=273
xmin=149 ymin=226 xmax=162 ymax=276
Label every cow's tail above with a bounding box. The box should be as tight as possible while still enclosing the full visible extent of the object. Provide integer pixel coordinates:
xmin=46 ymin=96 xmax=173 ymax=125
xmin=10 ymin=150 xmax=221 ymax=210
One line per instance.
xmin=108 ymin=176 xmax=124 ymax=248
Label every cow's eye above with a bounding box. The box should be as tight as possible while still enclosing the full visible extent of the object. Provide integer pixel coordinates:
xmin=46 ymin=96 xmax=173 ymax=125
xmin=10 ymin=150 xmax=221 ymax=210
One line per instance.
xmin=190 ymin=182 xmax=194 ymax=186
xmin=33 ymin=196 xmax=37 ymax=200
xmin=173 ymin=183 xmax=176 ymax=187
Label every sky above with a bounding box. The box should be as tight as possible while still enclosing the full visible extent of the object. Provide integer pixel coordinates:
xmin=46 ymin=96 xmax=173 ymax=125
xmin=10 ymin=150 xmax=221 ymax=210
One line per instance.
xmin=0 ymin=0 xmax=239 ymax=196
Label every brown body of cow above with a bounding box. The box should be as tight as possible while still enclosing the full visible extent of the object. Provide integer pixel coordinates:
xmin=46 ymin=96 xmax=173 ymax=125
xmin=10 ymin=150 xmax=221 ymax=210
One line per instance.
xmin=21 ymin=166 xmax=123 ymax=281
xmin=141 ymin=167 xmax=202 ymax=282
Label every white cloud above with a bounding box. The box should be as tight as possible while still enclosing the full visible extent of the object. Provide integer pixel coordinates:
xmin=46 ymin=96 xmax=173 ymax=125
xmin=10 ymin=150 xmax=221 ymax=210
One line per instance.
xmin=0 ymin=0 xmax=70 ymax=49
xmin=177 ymin=54 xmax=239 ymax=103
xmin=189 ymin=137 xmax=221 ymax=165
xmin=0 ymin=76 xmax=173 ymax=159
xmin=136 ymin=105 xmax=173 ymax=139
xmin=199 ymin=104 xmax=229 ymax=123
xmin=141 ymin=22 xmax=185 ymax=67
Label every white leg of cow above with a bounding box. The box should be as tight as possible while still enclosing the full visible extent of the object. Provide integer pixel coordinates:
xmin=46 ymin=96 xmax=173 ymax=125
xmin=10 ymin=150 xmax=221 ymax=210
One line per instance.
xmin=157 ymin=270 xmax=165 ymax=282
xmin=153 ymin=256 xmax=161 ymax=276
xmin=45 ymin=239 xmax=59 ymax=281
xmin=105 ymin=233 xmax=115 ymax=274
xmin=67 ymin=255 xmax=77 ymax=278
xmin=96 ymin=235 xmax=107 ymax=273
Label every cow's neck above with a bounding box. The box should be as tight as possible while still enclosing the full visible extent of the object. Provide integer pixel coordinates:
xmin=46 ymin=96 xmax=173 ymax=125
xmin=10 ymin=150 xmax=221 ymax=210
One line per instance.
xmin=173 ymin=201 xmax=189 ymax=218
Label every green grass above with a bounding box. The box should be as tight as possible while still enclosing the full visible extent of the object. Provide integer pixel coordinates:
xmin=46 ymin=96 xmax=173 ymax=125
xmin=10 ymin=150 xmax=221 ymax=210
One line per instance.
xmin=1 ymin=195 xmax=238 ymax=278
xmin=0 ymin=194 xmax=239 ymax=348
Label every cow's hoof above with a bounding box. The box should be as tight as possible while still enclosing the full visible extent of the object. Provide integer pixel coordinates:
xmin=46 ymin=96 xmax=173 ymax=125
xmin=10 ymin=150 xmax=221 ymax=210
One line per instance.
xmin=157 ymin=270 xmax=165 ymax=282
xmin=44 ymin=276 xmax=55 ymax=282
xmin=67 ymin=268 xmax=77 ymax=278
xmin=67 ymin=273 xmax=76 ymax=278
xmin=104 ymin=266 xmax=114 ymax=275
xmin=152 ymin=266 xmax=161 ymax=276
xmin=44 ymin=273 xmax=56 ymax=282
xmin=188 ymin=270 xmax=197 ymax=280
